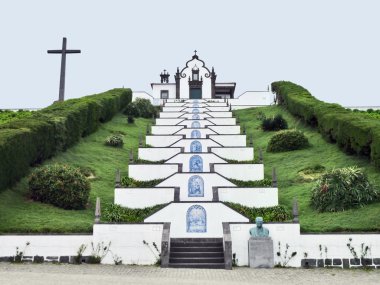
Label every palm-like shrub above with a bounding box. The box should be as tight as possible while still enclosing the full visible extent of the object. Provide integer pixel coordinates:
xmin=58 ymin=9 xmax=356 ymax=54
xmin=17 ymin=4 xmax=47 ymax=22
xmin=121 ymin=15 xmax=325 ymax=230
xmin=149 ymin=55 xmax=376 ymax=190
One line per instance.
xmin=267 ymin=130 xmax=309 ymax=152
xmin=29 ymin=164 xmax=90 ymax=210
xmin=105 ymin=134 xmax=124 ymax=147
xmin=310 ymin=167 xmax=379 ymax=212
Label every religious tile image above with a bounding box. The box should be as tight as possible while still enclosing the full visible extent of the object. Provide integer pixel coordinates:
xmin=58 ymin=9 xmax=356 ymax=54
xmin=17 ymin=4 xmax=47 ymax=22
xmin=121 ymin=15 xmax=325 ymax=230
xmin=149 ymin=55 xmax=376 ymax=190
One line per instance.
xmin=189 ymin=155 xmax=203 ymax=172
xmin=186 ymin=205 xmax=207 ymax=233
xmin=188 ymin=175 xmax=204 ymax=197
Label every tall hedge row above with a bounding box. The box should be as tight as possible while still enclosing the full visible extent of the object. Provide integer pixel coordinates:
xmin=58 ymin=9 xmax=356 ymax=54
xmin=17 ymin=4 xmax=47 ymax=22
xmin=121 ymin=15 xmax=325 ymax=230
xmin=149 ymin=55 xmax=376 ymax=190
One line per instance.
xmin=0 ymin=88 xmax=132 ymax=191
xmin=271 ymin=81 xmax=380 ymax=168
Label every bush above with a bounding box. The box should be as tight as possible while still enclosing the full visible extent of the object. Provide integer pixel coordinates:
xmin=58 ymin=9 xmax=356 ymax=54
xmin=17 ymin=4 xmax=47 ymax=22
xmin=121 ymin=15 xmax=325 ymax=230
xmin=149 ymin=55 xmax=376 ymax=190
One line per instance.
xmin=0 ymin=88 xmax=132 ymax=191
xmin=28 ymin=164 xmax=90 ymax=210
xmin=127 ymin=116 xmax=135 ymax=124
xmin=103 ymin=203 xmax=167 ymax=222
xmin=105 ymin=134 xmax=124 ymax=147
xmin=310 ymin=167 xmax=379 ymax=212
xmin=123 ymin=98 xmax=155 ymax=118
xmin=271 ymin=81 xmax=380 ymax=168
xmin=225 ymin=202 xmax=290 ymax=222
xmin=261 ymin=114 xmax=288 ymax=131
xmin=267 ymin=130 xmax=309 ymax=152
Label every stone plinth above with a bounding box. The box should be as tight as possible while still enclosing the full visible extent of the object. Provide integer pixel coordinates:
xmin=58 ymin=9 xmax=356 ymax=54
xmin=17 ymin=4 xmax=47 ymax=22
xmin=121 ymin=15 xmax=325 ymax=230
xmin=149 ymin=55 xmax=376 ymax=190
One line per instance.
xmin=248 ymin=237 xmax=274 ymax=268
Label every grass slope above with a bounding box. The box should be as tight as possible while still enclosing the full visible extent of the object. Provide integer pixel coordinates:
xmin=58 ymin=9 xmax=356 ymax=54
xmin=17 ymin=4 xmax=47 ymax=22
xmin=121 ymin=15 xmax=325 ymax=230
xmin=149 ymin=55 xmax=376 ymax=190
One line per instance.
xmin=0 ymin=113 xmax=150 ymax=233
xmin=236 ymin=106 xmax=380 ymax=232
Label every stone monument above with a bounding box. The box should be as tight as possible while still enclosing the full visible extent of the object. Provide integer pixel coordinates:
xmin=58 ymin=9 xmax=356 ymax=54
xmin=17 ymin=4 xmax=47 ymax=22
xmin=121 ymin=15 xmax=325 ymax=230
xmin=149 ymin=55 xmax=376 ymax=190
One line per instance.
xmin=248 ymin=217 xmax=274 ymax=268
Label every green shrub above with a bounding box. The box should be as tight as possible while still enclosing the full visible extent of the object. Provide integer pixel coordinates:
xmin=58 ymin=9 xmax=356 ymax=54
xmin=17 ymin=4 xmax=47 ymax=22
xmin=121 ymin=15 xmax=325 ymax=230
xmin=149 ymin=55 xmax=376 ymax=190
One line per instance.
xmin=261 ymin=114 xmax=288 ymax=131
xmin=229 ymin=178 xmax=272 ymax=187
xmin=267 ymin=130 xmax=309 ymax=152
xmin=271 ymin=81 xmax=380 ymax=168
xmin=310 ymin=167 xmax=379 ymax=212
xmin=225 ymin=202 xmax=290 ymax=222
xmin=123 ymin=98 xmax=155 ymax=118
xmin=28 ymin=164 xmax=90 ymax=210
xmin=127 ymin=116 xmax=135 ymax=124
xmin=105 ymin=134 xmax=124 ymax=147
xmin=0 ymin=88 xmax=132 ymax=191
xmin=103 ymin=203 xmax=167 ymax=222
xmin=120 ymin=176 xmax=164 ymax=187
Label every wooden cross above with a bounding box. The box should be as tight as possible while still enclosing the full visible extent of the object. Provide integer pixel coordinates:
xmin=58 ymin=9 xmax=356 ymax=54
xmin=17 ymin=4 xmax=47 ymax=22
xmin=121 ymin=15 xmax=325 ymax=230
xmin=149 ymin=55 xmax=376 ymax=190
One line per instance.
xmin=48 ymin=37 xmax=81 ymax=102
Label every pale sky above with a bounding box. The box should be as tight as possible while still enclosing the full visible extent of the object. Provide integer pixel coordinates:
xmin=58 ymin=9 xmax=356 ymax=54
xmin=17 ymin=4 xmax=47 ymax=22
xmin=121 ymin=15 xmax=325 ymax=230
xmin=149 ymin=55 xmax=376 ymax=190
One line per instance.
xmin=0 ymin=0 xmax=379 ymax=109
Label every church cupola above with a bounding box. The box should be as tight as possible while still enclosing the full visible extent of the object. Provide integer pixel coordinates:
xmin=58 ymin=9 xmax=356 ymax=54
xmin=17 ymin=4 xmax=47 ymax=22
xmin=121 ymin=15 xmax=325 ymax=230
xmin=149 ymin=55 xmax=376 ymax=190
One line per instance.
xmin=160 ymin=69 xmax=170 ymax=83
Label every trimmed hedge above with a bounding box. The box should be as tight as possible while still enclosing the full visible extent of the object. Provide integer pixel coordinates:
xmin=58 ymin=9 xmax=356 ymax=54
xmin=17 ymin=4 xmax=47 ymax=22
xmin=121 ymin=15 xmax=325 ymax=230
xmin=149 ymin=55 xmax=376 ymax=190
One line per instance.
xmin=272 ymin=81 xmax=380 ymax=168
xmin=224 ymin=202 xmax=290 ymax=222
xmin=0 ymin=88 xmax=132 ymax=191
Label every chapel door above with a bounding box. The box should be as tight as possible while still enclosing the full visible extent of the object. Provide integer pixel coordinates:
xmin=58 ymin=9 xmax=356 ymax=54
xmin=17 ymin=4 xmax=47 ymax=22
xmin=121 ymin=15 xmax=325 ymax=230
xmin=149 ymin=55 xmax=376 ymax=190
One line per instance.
xmin=190 ymin=88 xmax=202 ymax=99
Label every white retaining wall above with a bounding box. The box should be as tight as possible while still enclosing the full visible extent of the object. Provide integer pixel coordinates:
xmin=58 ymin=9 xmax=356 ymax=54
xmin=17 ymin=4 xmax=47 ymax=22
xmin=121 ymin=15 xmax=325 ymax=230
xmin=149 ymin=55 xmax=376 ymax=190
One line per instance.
xmin=162 ymin=107 xmax=186 ymax=112
xmin=218 ymin=187 xmax=278 ymax=207
xmin=145 ymin=135 xmax=183 ymax=147
xmin=213 ymin=164 xmax=264 ymax=181
xmin=178 ymin=120 xmax=214 ymax=128
xmin=206 ymin=112 xmax=232 ymax=118
xmin=207 ymin=118 xmax=236 ymax=125
xmin=171 ymin=139 xmax=221 ymax=152
xmin=209 ymin=135 xmax=247 ymax=147
xmin=208 ymin=125 xmax=241 ymax=135
xmin=159 ymin=112 xmax=183 ymax=118
xmin=211 ymin=147 xmax=254 ymax=161
xmin=151 ymin=126 xmax=184 ymax=135
xmin=145 ymin=203 xmax=249 ymax=238
xmin=155 ymin=118 xmax=184 ymax=126
xmin=128 ymin=164 xmax=179 ymax=181
xmin=138 ymin=148 xmax=181 ymax=161
xmin=115 ymin=188 xmax=174 ymax=208
xmin=180 ymin=113 xmax=211 ymax=119
xmin=93 ymin=224 xmax=163 ymax=265
xmin=176 ymin=128 xmax=217 ymax=138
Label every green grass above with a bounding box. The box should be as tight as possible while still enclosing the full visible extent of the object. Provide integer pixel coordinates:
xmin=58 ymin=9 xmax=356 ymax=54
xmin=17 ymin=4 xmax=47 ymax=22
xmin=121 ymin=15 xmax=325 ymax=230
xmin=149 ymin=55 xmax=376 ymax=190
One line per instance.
xmin=0 ymin=113 xmax=151 ymax=233
xmin=235 ymin=106 xmax=380 ymax=233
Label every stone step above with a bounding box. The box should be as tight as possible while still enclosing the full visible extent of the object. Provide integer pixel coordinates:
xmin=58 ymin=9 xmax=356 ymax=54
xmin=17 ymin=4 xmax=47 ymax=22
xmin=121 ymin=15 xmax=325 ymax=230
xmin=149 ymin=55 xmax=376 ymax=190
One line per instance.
xmin=170 ymin=252 xmax=224 ymax=258
xmin=168 ymin=263 xmax=225 ymax=269
xmin=170 ymin=257 xmax=225 ymax=264
xmin=171 ymin=242 xmax=223 ymax=248
xmin=171 ymin=238 xmax=223 ymax=243
xmin=170 ymin=246 xmax=223 ymax=253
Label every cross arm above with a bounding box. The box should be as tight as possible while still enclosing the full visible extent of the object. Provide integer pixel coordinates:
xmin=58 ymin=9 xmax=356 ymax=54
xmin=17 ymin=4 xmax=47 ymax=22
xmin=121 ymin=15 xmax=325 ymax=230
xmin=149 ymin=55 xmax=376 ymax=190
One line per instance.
xmin=47 ymin=50 xmax=63 ymax=54
xmin=66 ymin=50 xmax=81 ymax=54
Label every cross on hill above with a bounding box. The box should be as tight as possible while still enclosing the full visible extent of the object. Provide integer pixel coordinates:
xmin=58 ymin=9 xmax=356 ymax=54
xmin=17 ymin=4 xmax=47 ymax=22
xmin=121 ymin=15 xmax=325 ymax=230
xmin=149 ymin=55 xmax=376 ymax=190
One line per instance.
xmin=48 ymin=37 xmax=81 ymax=102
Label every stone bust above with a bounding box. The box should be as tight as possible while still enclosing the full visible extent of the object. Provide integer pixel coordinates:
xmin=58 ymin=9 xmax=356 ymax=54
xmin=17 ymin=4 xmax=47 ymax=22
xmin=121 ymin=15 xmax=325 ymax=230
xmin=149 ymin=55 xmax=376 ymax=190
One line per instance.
xmin=249 ymin=217 xmax=269 ymax=237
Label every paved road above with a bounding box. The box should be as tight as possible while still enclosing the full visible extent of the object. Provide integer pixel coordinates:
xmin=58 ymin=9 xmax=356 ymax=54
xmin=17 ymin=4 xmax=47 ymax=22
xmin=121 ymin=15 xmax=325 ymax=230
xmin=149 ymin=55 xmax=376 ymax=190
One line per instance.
xmin=0 ymin=264 xmax=379 ymax=285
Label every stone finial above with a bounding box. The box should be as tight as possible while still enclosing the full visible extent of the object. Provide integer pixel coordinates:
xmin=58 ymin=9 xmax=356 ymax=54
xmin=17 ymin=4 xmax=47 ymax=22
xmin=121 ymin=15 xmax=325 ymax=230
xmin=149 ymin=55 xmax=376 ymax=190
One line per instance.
xmin=259 ymin=148 xmax=263 ymax=163
xmin=242 ymin=124 xmax=246 ymax=134
xmin=249 ymin=134 xmax=253 ymax=147
xmin=229 ymin=103 xmax=232 ymax=111
xmin=272 ymin=167 xmax=277 ymax=187
xmin=139 ymin=132 xmax=143 ymax=147
xmin=236 ymin=116 xmax=239 ymax=124
xmin=292 ymin=198 xmax=299 ymax=223
xmin=152 ymin=113 xmax=155 ymax=122
xmin=129 ymin=149 xmax=134 ymax=163
xmin=94 ymin=197 xmax=101 ymax=223
xmin=115 ymin=169 xmax=121 ymax=188
xmin=146 ymin=124 xmax=150 ymax=135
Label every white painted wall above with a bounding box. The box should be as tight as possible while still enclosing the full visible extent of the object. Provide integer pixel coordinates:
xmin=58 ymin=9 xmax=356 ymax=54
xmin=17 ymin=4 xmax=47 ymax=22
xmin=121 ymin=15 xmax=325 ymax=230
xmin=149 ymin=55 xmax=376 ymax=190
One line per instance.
xmin=138 ymin=148 xmax=181 ymax=161
xmin=207 ymin=118 xmax=236 ymax=125
xmin=171 ymin=138 xmax=222 ymax=152
xmin=176 ymin=128 xmax=217 ymax=138
xmin=230 ymin=223 xmax=301 ymax=267
xmin=151 ymin=125 xmax=184 ymax=135
xmin=218 ymin=187 xmax=278 ymax=207
xmin=205 ymin=107 xmax=230 ymax=112
xmin=208 ymin=125 xmax=241 ymax=135
xmin=211 ymin=147 xmax=254 ymax=161
xmin=182 ymin=107 xmax=209 ymax=113
xmin=157 ymin=173 xmax=236 ymax=193
xmin=159 ymin=112 xmax=184 ymax=118
xmin=162 ymin=106 xmax=186 ymax=112
xmin=115 ymin=188 xmax=174 ymax=208
xmin=155 ymin=118 xmax=184 ymax=126
xmin=166 ymin=153 xmax=226 ymax=172
xmin=177 ymin=120 xmax=214 ymax=128
xmin=145 ymin=135 xmax=183 ymax=147
xmin=93 ymin=224 xmax=163 ymax=265
xmin=209 ymin=135 xmax=247 ymax=147
xmin=0 ymin=235 xmax=93 ymax=258
xmin=145 ymin=203 xmax=249 ymax=237
xmin=206 ymin=112 xmax=232 ymax=118
xmin=128 ymin=164 xmax=179 ymax=181
xmin=151 ymin=84 xmax=176 ymax=100
xmin=214 ymin=164 xmax=264 ymax=181
xmin=180 ymin=113 xmax=211 ymax=119
xmin=165 ymin=103 xmax=186 ymax=107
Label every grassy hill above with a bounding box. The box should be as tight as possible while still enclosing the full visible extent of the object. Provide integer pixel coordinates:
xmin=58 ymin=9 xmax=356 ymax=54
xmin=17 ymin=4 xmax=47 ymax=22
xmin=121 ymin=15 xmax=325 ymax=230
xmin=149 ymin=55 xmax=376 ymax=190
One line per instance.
xmin=0 ymin=107 xmax=379 ymax=233
xmin=235 ymin=106 xmax=380 ymax=232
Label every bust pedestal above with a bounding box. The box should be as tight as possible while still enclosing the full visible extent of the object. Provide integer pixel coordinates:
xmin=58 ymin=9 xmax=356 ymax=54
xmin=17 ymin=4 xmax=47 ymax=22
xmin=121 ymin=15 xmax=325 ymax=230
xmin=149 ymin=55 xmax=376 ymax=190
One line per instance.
xmin=248 ymin=237 xmax=274 ymax=268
